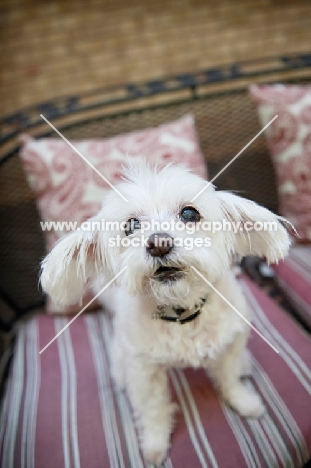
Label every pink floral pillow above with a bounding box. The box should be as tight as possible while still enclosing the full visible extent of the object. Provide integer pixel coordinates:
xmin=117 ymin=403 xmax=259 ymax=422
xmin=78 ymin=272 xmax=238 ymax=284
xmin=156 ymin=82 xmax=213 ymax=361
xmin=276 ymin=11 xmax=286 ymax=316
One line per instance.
xmin=250 ymin=84 xmax=311 ymax=242
xmin=19 ymin=114 xmax=208 ymax=313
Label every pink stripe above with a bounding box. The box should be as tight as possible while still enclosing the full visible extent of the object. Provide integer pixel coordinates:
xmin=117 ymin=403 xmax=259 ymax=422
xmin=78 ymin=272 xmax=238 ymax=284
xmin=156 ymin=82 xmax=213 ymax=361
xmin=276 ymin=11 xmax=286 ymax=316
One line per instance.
xmin=35 ymin=316 xmax=65 ymax=468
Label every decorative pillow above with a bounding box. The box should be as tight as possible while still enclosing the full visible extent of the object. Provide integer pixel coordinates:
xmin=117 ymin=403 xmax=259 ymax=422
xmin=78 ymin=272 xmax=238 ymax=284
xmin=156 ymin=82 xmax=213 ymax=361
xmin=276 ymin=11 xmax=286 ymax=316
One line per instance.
xmin=249 ymin=84 xmax=311 ymax=242
xmin=19 ymin=114 xmax=208 ymax=313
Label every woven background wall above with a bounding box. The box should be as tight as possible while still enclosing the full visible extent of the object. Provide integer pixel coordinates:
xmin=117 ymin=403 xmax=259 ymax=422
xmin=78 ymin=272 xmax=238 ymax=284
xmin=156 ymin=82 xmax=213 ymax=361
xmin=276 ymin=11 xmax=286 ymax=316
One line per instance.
xmin=1 ymin=0 xmax=311 ymax=117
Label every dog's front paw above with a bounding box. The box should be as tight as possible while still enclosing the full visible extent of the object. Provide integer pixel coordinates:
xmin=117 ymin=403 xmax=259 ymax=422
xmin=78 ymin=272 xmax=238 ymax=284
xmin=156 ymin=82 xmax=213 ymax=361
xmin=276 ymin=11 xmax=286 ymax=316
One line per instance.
xmin=226 ymin=384 xmax=265 ymax=419
xmin=239 ymin=350 xmax=252 ymax=378
xmin=142 ymin=435 xmax=169 ymax=467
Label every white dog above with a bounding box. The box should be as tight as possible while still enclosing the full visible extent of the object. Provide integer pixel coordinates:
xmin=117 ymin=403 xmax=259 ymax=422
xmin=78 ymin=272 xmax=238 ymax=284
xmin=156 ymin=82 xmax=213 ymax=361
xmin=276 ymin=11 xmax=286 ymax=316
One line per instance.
xmin=41 ymin=162 xmax=290 ymax=466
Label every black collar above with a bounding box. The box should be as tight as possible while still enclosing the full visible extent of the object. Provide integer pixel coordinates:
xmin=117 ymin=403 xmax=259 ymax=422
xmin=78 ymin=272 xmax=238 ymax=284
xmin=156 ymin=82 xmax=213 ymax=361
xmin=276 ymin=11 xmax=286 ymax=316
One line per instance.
xmin=152 ymin=297 xmax=207 ymax=325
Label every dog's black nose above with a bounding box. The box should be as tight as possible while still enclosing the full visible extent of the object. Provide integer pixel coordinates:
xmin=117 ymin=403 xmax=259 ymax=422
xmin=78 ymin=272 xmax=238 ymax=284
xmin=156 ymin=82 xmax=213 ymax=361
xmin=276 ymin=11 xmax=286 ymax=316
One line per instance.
xmin=147 ymin=232 xmax=174 ymax=257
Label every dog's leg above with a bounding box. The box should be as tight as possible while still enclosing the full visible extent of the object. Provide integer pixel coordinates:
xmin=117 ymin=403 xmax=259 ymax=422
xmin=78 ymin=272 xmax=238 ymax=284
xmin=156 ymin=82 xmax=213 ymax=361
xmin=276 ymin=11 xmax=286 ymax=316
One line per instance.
xmin=209 ymin=332 xmax=265 ymax=418
xmin=239 ymin=348 xmax=252 ymax=378
xmin=126 ymin=361 xmax=176 ymax=466
xmin=110 ymin=335 xmax=127 ymax=390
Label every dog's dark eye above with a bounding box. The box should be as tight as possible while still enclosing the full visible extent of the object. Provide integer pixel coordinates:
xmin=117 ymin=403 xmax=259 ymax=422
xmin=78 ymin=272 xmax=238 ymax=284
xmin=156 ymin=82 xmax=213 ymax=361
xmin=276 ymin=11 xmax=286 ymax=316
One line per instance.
xmin=125 ymin=218 xmax=141 ymax=236
xmin=180 ymin=206 xmax=201 ymax=223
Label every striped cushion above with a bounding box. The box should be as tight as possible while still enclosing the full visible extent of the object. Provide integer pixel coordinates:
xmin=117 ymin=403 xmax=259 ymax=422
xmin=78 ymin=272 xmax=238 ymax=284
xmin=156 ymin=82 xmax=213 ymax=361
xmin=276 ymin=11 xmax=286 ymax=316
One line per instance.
xmin=274 ymin=245 xmax=311 ymax=331
xmin=1 ymin=277 xmax=311 ymax=468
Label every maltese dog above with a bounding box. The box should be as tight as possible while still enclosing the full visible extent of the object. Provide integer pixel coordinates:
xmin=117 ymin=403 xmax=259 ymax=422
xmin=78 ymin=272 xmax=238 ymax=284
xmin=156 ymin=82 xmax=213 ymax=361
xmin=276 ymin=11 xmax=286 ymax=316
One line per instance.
xmin=41 ymin=162 xmax=290 ymax=466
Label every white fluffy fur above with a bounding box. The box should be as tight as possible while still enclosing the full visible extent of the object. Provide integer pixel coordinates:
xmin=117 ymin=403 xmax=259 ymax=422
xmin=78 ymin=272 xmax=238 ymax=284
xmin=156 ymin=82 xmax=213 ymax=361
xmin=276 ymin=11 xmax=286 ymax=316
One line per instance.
xmin=41 ymin=162 xmax=291 ymax=466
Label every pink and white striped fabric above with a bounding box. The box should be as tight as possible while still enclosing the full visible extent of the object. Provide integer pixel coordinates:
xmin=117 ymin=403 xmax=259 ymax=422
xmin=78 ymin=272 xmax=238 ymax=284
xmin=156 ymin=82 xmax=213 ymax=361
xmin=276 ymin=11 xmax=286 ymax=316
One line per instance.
xmin=1 ymin=277 xmax=311 ymax=468
xmin=273 ymin=245 xmax=311 ymax=331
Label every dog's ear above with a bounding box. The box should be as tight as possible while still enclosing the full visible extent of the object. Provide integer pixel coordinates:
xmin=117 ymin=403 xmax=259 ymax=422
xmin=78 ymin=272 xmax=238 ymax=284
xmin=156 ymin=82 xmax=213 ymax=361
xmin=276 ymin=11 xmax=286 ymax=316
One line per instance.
xmin=40 ymin=228 xmax=105 ymax=307
xmin=216 ymin=191 xmax=292 ymax=263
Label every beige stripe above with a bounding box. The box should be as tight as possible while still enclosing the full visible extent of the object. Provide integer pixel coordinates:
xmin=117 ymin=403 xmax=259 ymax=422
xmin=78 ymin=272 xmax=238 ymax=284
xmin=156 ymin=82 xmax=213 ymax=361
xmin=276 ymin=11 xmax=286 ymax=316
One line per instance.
xmin=55 ymin=318 xmax=71 ymax=468
xmin=61 ymin=317 xmax=81 ymax=468
xmin=29 ymin=320 xmax=40 ymax=468
xmin=21 ymin=319 xmax=41 ymax=468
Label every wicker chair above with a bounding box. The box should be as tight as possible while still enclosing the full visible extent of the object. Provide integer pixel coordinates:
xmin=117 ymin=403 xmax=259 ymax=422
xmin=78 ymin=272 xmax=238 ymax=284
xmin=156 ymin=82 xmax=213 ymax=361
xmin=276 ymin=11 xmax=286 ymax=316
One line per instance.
xmin=0 ymin=54 xmax=311 ymax=468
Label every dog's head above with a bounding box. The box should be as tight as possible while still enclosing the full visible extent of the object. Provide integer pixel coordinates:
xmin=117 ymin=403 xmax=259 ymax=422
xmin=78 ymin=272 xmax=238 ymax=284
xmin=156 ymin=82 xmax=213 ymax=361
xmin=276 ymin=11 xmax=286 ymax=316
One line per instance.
xmin=41 ymin=162 xmax=291 ymax=307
